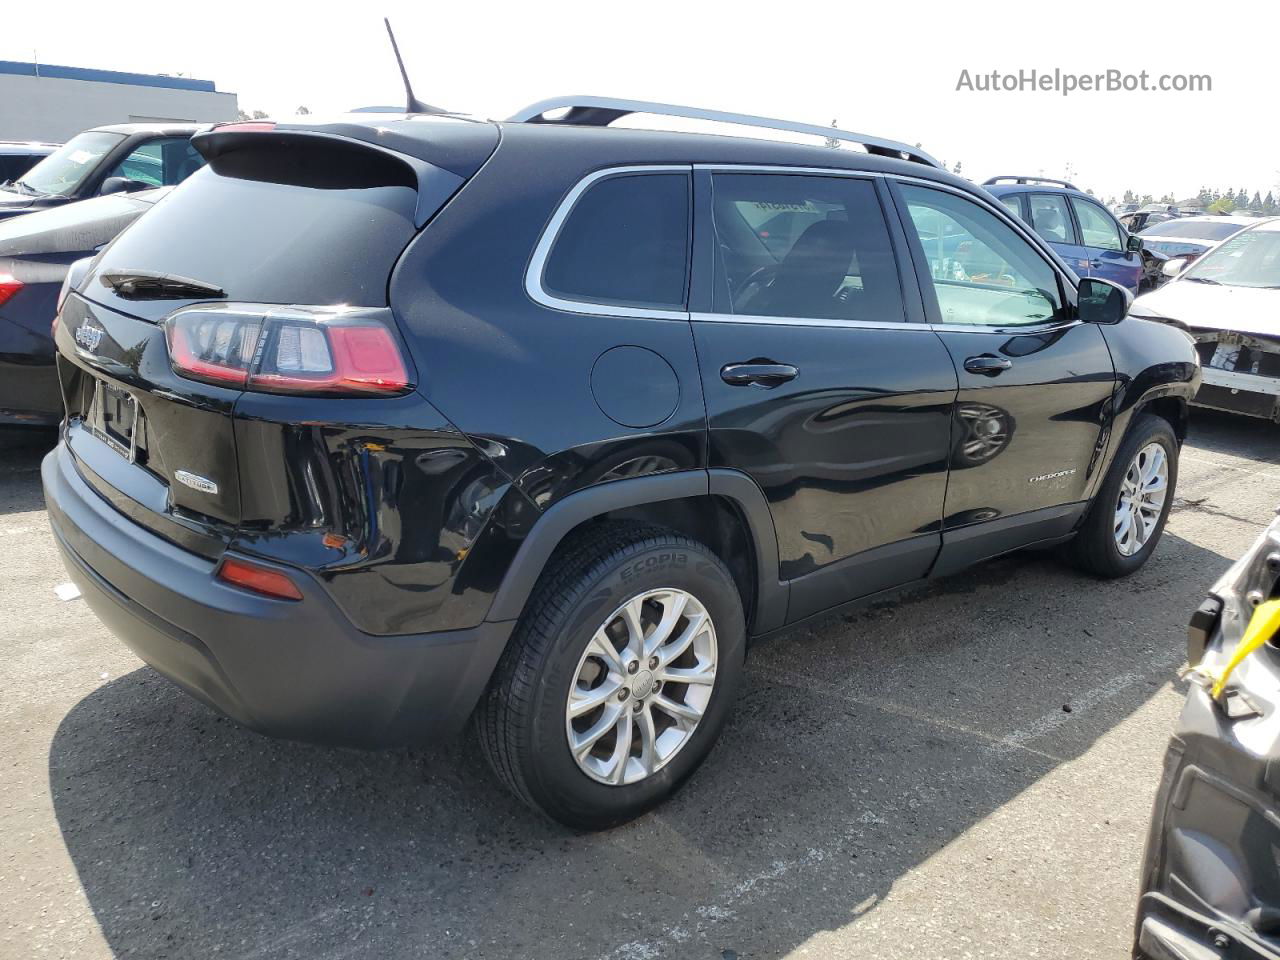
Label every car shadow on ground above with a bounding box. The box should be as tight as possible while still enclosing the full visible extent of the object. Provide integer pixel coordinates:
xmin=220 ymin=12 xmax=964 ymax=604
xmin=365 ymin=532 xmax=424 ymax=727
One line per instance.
xmin=48 ymin=522 xmax=1225 ymax=960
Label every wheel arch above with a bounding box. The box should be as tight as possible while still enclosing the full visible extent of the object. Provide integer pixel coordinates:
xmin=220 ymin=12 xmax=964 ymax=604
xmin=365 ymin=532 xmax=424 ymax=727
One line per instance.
xmin=485 ymin=469 xmax=787 ymax=635
xmin=1137 ymin=394 xmax=1189 ymax=443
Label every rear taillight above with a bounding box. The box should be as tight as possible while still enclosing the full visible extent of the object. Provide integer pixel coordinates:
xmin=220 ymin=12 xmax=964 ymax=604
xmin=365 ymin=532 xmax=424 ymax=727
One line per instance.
xmin=164 ymin=305 xmax=412 ymax=396
xmin=0 ymin=273 xmax=22 ymax=308
xmin=216 ymin=556 xmax=303 ymax=600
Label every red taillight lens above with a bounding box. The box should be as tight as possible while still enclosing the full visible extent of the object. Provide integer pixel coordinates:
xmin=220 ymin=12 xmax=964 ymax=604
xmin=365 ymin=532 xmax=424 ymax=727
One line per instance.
xmin=165 ymin=306 xmax=411 ymax=396
xmin=250 ymin=321 xmax=410 ymax=394
xmin=216 ymin=557 xmax=303 ymax=600
xmin=0 ymin=273 xmax=23 ymax=308
xmin=165 ymin=309 xmax=262 ymax=388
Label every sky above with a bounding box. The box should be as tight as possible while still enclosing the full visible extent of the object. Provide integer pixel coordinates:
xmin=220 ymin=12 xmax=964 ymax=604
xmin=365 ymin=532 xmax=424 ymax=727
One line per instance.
xmin=4 ymin=0 xmax=1278 ymax=203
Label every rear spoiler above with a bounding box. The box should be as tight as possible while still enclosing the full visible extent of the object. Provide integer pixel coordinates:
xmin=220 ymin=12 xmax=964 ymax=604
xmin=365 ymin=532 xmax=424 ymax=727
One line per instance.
xmin=192 ymin=125 xmax=465 ymax=228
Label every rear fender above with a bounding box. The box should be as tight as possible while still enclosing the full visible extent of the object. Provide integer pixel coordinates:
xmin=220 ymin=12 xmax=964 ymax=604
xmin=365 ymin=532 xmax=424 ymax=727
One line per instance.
xmin=483 ymin=469 xmax=788 ymax=634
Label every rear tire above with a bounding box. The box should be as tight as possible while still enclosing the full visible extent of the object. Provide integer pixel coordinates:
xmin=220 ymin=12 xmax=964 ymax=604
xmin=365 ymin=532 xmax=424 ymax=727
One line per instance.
xmin=1067 ymin=413 xmax=1178 ymax=578
xmin=476 ymin=523 xmax=745 ymax=830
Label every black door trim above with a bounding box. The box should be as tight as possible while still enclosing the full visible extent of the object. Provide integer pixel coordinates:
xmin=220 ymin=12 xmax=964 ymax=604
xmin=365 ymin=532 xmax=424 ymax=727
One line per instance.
xmin=786 ymin=532 xmax=942 ymax=624
xmin=931 ymin=501 xmax=1086 ymax=577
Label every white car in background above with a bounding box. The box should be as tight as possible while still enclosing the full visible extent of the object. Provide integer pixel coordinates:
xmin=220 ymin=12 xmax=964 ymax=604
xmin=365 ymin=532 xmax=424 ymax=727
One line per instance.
xmin=1138 ymin=215 xmax=1257 ymax=273
xmin=1130 ymin=218 xmax=1280 ymax=422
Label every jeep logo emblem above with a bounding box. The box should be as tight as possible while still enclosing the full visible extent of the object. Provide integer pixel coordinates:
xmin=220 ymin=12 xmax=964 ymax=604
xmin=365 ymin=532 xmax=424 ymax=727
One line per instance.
xmin=74 ymin=322 xmax=105 ymax=352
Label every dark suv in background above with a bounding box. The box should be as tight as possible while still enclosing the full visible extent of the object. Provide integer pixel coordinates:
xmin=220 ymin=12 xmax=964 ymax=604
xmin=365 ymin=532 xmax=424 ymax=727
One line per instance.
xmin=0 ymin=123 xmax=204 ymax=222
xmin=44 ymin=99 xmax=1199 ymax=828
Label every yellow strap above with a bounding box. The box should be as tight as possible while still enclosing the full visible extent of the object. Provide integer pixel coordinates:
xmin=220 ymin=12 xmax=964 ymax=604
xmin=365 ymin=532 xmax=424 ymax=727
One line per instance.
xmin=1211 ymin=598 xmax=1280 ymax=699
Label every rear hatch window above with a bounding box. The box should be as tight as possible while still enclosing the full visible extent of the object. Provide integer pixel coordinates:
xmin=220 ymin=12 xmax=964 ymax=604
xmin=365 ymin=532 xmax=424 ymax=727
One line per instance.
xmin=90 ymin=160 xmax=417 ymax=316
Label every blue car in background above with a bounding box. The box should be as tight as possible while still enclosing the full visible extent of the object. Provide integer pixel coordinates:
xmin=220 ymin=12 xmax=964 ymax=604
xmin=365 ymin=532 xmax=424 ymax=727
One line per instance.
xmin=983 ymin=176 xmax=1145 ymax=294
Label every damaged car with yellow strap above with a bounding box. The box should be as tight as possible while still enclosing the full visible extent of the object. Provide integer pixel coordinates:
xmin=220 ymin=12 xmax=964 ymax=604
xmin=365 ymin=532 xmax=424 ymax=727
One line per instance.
xmin=1136 ymin=513 xmax=1280 ymax=959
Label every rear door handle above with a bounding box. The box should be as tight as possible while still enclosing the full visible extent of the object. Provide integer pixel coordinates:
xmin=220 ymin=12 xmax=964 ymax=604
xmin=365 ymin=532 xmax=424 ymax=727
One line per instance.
xmin=963 ymin=354 xmax=1012 ymax=376
xmin=720 ymin=361 xmax=799 ymax=387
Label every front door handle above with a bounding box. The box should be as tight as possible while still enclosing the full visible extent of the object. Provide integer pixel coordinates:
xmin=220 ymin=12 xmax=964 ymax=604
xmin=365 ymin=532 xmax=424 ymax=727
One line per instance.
xmin=720 ymin=361 xmax=799 ymax=387
xmin=963 ymin=354 xmax=1012 ymax=376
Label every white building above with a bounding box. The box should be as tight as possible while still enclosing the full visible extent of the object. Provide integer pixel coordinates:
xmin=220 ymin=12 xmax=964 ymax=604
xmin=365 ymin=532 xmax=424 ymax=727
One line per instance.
xmin=0 ymin=60 xmax=238 ymax=143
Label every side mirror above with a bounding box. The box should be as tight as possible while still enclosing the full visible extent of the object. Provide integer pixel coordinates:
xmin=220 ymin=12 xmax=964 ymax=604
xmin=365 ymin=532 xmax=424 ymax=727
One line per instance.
xmin=1126 ymin=234 xmax=1143 ymax=253
xmin=1161 ymin=258 xmax=1188 ymax=279
xmin=1078 ymin=276 xmax=1133 ymax=325
xmin=99 ymin=177 xmax=147 ymax=196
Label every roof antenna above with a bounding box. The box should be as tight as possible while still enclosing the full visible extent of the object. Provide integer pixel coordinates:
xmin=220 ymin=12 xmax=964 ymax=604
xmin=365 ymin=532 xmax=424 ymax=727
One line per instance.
xmin=384 ymin=17 xmax=446 ymax=114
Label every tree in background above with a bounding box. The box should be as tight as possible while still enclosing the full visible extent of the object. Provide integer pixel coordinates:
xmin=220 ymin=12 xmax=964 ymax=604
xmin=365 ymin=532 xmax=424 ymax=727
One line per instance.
xmin=823 ymin=120 xmax=841 ymax=149
xmin=1208 ymin=195 xmax=1237 ymax=214
xmin=1265 ymin=192 xmax=1277 ymax=214
xmin=297 ymin=106 xmax=311 ymax=116
xmin=236 ymin=109 xmax=269 ymax=121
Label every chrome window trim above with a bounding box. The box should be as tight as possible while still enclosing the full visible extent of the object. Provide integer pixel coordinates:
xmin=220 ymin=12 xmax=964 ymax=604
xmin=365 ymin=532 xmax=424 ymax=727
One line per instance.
xmin=525 ymin=164 xmax=692 ymax=321
xmin=927 ymin=319 xmax=1084 ymax=335
xmin=694 ymin=164 xmax=885 ymax=177
xmin=690 ymin=311 xmax=931 ymax=332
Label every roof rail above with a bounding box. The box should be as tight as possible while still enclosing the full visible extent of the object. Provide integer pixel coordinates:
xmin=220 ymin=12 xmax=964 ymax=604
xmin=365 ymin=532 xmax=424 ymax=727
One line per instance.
xmin=507 ymin=96 xmax=940 ymax=168
xmin=983 ymin=175 xmax=1080 ymax=191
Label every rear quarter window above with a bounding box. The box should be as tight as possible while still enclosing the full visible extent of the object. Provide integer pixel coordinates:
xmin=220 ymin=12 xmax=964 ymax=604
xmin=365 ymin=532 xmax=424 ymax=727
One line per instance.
xmin=540 ymin=172 xmax=691 ymax=310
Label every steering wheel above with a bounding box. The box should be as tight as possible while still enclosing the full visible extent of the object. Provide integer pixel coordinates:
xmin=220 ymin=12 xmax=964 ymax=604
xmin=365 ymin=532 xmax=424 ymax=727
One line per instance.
xmin=732 ymin=264 xmax=779 ymax=305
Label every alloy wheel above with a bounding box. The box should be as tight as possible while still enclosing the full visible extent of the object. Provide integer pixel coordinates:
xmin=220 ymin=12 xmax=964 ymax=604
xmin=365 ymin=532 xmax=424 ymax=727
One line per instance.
xmin=565 ymin=589 xmax=718 ymax=786
xmin=1114 ymin=441 xmax=1168 ymax=557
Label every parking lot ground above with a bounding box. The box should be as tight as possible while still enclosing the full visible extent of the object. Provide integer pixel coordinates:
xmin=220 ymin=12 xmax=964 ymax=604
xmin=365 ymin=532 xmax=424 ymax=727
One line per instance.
xmin=1 ymin=411 xmax=1276 ymax=960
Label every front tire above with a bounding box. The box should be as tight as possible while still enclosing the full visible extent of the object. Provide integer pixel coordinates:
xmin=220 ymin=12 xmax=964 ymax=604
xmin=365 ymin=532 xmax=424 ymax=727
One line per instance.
xmin=476 ymin=524 xmax=745 ymax=830
xmin=1067 ymin=413 xmax=1178 ymax=578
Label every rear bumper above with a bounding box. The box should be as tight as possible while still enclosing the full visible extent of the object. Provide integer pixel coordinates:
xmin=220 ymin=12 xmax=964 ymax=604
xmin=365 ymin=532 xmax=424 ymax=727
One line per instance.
xmin=43 ymin=441 xmax=514 ymax=747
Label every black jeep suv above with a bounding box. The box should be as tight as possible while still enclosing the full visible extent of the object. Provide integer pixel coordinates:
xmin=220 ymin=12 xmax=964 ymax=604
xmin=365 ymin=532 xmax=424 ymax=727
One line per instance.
xmin=44 ymin=100 xmax=1199 ymax=828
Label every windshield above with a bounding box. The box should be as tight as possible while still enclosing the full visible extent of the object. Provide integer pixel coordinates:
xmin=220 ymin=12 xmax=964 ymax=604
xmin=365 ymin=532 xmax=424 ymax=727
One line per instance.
xmin=8 ymin=131 xmax=125 ymax=197
xmin=1182 ymin=226 xmax=1280 ymax=288
xmin=1140 ymin=219 xmax=1246 ymax=241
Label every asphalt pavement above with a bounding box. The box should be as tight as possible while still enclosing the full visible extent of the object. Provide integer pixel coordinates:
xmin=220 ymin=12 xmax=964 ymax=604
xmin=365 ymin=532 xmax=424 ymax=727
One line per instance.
xmin=1 ymin=411 xmax=1276 ymax=960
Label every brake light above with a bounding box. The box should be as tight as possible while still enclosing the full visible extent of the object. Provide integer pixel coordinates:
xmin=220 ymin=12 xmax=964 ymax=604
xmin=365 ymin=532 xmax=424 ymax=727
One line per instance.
xmin=164 ymin=305 xmax=411 ymax=395
xmin=216 ymin=557 xmax=303 ymax=600
xmin=0 ymin=273 xmax=22 ymax=308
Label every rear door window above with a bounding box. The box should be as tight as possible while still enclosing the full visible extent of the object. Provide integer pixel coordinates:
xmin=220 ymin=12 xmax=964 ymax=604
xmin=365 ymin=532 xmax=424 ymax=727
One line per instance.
xmin=541 ymin=172 xmax=690 ymax=309
xmin=709 ymin=173 xmax=906 ymax=322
